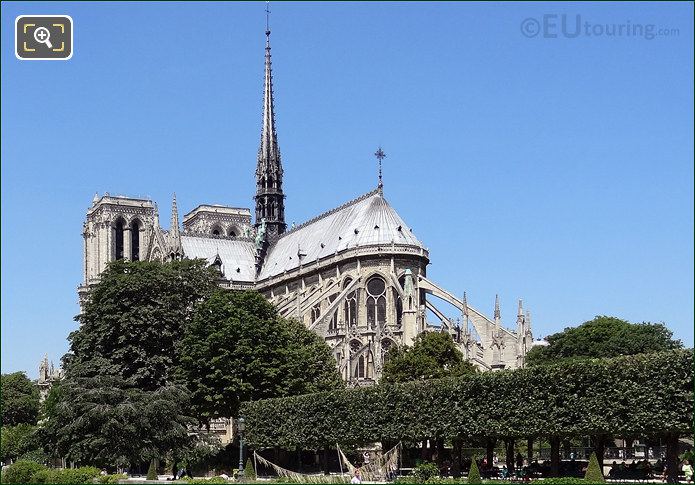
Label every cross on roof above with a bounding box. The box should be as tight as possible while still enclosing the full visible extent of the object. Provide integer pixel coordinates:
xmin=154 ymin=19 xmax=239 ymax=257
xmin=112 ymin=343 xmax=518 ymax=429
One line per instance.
xmin=374 ymin=147 xmax=386 ymax=190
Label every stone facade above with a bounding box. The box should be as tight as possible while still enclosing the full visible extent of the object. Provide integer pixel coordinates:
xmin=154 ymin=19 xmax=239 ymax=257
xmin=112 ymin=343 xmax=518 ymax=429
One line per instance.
xmin=77 ymin=27 xmax=538 ymax=385
xmin=37 ymin=354 xmax=63 ymax=401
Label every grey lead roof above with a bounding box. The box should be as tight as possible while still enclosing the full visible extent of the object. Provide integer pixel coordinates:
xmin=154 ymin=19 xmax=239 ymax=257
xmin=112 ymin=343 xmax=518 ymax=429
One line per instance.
xmin=257 ymin=189 xmax=425 ymax=280
xmin=181 ymin=235 xmax=256 ymax=282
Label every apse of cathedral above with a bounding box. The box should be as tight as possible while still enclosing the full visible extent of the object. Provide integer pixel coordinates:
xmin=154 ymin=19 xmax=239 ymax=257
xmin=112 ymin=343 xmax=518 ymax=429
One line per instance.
xmin=79 ymin=24 xmax=536 ymax=385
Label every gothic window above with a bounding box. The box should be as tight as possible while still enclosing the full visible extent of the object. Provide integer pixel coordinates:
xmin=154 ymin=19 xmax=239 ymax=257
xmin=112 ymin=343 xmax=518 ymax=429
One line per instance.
xmin=311 ymin=304 xmax=321 ymax=324
xmin=395 ymin=292 xmax=403 ymax=327
xmin=267 ymin=176 xmax=274 ymax=188
xmin=211 ymin=225 xmax=222 ymax=236
xmin=366 ymin=276 xmax=387 ymax=327
xmin=327 ymin=294 xmax=338 ymax=330
xmin=130 ymin=220 xmax=140 ymax=261
xmin=351 ymin=340 xmax=365 ymax=379
xmin=343 ymin=278 xmax=357 ymax=327
xmin=228 ymin=227 xmax=238 ymax=237
xmin=115 ymin=218 xmax=125 ymax=260
xmin=381 ymin=339 xmax=395 ymax=365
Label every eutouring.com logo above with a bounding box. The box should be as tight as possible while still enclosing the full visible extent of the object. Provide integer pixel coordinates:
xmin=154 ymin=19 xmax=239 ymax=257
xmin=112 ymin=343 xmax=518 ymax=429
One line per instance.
xmin=520 ymin=14 xmax=679 ymax=40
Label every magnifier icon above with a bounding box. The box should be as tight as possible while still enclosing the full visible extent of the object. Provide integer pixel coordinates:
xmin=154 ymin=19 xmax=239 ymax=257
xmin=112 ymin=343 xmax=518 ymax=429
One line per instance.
xmin=33 ymin=27 xmax=53 ymax=49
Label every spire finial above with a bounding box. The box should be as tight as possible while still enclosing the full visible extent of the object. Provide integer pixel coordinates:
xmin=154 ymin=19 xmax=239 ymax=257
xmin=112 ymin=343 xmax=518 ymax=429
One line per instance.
xmin=494 ymin=294 xmax=501 ymax=323
xmin=517 ymin=299 xmax=524 ymax=316
xmin=168 ymin=193 xmax=183 ymax=260
xmin=374 ymin=147 xmax=386 ymax=192
xmin=265 ymin=1 xmax=271 ymax=38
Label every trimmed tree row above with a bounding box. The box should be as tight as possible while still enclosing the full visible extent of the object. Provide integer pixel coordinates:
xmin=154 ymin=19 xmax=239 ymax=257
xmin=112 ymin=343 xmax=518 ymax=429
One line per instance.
xmin=241 ymin=350 xmax=692 ymax=481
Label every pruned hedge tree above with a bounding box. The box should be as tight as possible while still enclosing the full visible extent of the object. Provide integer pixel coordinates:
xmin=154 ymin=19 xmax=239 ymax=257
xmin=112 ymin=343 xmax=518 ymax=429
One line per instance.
xmin=241 ymin=350 xmax=692 ymax=480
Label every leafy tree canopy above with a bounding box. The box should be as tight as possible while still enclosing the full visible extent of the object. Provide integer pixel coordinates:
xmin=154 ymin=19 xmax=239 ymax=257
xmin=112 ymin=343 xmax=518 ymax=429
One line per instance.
xmin=40 ymin=375 xmax=196 ymax=468
xmin=177 ymin=290 xmax=343 ymax=422
xmin=381 ymin=331 xmax=477 ymax=383
xmin=1 ymin=424 xmax=38 ymax=463
xmin=1 ymin=372 xmax=40 ymax=426
xmin=67 ymin=259 xmax=218 ymax=389
xmin=44 ymin=260 xmax=218 ymax=467
xmin=526 ymin=315 xmax=682 ymax=366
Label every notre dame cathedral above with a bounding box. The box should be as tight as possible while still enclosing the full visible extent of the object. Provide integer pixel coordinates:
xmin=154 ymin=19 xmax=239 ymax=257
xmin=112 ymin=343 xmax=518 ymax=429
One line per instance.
xmin=79 ymin=26 xmax=537 ymax=385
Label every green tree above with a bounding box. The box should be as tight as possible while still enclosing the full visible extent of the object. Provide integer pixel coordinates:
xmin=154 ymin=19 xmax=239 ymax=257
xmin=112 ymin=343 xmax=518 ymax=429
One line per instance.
xmin=467 ymin=459 xmax=482 ymax=484
xmin=526 ymin=316 xmax=682 ymax=366
xmin=40 ymin=260 xmax=217 ymax=467
xmin=244 ymin=458 xmax=256 ymax=480
xmin=178 ymin=290 xmax=343 ymax=422
xmin=1 ymin=372 xmax=40 ymax=426
xmin=1 ymin=424 xmax=38 ymax=463
xmin=584 ymin=452 xmax=605 ymax=483
xmin=67 ymin=259 xmax=218 ymax=390
xmin=40 ymin=375 xmax=196 ymax=468
xmin=146 ymin=459 xmax=157 ymax=480
xmin=381 ymin=331 xmax=477 ymax=383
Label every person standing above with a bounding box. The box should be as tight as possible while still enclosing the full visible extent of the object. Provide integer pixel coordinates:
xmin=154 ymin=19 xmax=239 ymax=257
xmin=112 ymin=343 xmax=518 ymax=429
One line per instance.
xmin=351 ymin=468 xmax=362 ymax=484
xmin=682 ymin=460 xmax=693 ymax=483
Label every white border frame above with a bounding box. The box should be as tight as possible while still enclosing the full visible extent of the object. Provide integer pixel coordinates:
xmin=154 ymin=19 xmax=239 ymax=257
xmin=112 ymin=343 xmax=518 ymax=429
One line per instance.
xmin=15 ymin=15 xmax=74 ymax=61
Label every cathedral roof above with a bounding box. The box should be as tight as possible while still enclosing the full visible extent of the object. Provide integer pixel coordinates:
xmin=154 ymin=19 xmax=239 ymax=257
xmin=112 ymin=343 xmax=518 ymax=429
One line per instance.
xmin=181 ymin=235 xmax=256 ymax=282
xmin=258 ymin=189 xmax=425 ymax=280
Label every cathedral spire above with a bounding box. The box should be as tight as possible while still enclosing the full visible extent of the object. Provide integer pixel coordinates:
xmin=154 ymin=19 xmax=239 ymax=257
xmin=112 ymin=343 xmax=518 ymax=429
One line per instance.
xmin=255 ymin=5 xmax=286 ymax=239
xmin=168 ymin=193 xmax=183 ymax=260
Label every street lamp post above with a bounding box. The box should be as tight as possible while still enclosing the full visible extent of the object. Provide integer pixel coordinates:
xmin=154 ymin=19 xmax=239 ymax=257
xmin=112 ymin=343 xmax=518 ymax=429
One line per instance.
xmin=237 ymin=417 xmax=245 ymax=481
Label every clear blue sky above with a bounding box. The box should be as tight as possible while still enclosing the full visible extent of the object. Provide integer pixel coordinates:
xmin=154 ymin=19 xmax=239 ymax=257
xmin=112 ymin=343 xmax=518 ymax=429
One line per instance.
xmin=2 ymin=2 xmax=693 ymax=377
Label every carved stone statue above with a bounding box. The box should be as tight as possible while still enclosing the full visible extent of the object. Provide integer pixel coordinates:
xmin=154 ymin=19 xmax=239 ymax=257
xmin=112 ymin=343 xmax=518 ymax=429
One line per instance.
xmin=255 ymin=218 xmax=267 ymax=250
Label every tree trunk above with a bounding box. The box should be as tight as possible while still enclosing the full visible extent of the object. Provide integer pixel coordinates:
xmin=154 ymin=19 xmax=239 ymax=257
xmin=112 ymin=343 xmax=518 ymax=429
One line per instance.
xmin=421 ymin=440 xmax=428 ymax=461
xmin=435 ymin=438 xmax=445 ymax=470
xmin=591 ymin=435 xmax=607 ymax=471
xmin=527 ymin=437 xmax=534 ymax=464
xmin=486 ymin=438 xmax=496 ymax=470
xmin=562 ymin=439 xmax=571 ymax=459
xmin=666 ymin=433 xmax=679 ymax=484
xmin=322 ymin=447 xmax=330 ymax=475
xmin=550 ymin=436 xmax=561 ymax=477
xmin=451 ymin=439 xmax=462 ymax=478
xmin=505 ymin=438 xmax=515 ymax=474
xmin=297 ymin=449 xmax=303 ymax=473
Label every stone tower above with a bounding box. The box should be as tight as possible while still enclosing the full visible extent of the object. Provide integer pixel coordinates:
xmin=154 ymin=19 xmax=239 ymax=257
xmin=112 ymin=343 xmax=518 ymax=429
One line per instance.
xmin=254 ymin=24 xmax=286 ymax=242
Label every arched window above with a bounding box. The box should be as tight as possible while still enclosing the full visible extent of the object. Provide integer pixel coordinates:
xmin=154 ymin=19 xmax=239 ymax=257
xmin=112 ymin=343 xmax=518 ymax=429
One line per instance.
xmin=115 ymin=218 xmax=125 ymax=260
xmin=130 ymin=220 xmax=140 ymax=261
xmin=351 ymin=340 xmax=365 ymax=379
xmin=327 ymin=294 xmax=338 ymax=330
xmin=311 ymin=304 xmax=321 ymax=324
xmin=381 ymin=339 xmax=395 ymax=365
xmin=211 ymin=225 xmax=222 ymax=236
xmin=366 ymin=276 xmax=387 ymax=327
xmin=395 ymin=293 xmax=403 ymax=327
xmin=343 ymin=278 xmax=357 ymax=327
xmin=228 ymin=227 xmax=238 ymax=237
xmin=267 ymin=176 xmax=274 ymax=188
